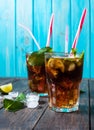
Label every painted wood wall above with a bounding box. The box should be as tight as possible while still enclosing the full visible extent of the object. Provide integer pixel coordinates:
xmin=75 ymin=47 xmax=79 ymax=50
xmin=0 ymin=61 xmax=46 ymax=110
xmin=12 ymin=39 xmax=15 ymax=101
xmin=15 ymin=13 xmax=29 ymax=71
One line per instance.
xmin=0 ymin=0 xmax=93 ymax=78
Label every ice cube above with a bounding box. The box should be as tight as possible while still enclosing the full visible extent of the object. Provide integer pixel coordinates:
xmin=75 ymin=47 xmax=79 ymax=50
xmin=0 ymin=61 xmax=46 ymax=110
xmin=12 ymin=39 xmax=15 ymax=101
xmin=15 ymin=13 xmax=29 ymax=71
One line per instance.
xmin=48 ymin=58 xmax=65 ymax=72
xmin=76 ymin=59 xmax=82 ymax=66
xmin=9 ymin=91 xmax=19 ymax=98
xmin=0 ymin=96 xmax=2 ymax=99
xmin=4 ymin=95 xmax=13 ymax=99
xmin=68 ymin=63 xmax=75 ymax=71
xmin=26 ymin=101 xmax=39 ymax=108
xmin=26 ymin=93 xmax=39 ymax=108
xmin=0 ymin=96 xmax=3 ymax=102
xmin=50 ymin=69 xmax=58 ymax=77
xmin=55 ymin=59 xmax=65 ymax=72
xmin=26 ymin=93 xmax=39 ymax=102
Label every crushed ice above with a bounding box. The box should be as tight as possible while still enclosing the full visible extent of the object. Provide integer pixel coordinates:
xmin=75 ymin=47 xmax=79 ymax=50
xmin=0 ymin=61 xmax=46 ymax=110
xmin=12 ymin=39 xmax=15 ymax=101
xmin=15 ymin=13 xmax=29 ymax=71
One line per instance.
xmin=9 ymin=91 xmax=19 ymax=98
xmin=1 ymin=91 xmax=39 ymax=109
xmin=26 ymin=93 xmax=39 ymax=108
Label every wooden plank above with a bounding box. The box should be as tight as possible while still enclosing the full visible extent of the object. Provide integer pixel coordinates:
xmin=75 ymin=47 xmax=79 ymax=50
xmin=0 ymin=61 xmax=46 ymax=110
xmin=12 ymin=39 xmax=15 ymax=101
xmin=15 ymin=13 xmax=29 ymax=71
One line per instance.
xmin=52 ymin=0 xmax=71 ymax=52
xmin=0 ymin=78 xmax=49 ymax=130
xmin=71 ymin=0 xmax=90 ymax=78
xmin=89 ymin=79 xmax=94 ymax=130
xmin=0 ymin=0 xmax=16 ymax=77
xmin=34 ymin=79 xmax=89 ymax=130
xmin=0 ymin=97 xmax=48 ymax=129
xmin=0 ymin=78 xmax=29 ymax=93
xmin=34 ymin=0 xmax=52 ymax=50
xmin=16 ymin=0 xmax=33 ymax=77
xmin=0 ymin=78 xmax=19 ymax=86
xmin=90 ymin=0 xmax=94 ymax=78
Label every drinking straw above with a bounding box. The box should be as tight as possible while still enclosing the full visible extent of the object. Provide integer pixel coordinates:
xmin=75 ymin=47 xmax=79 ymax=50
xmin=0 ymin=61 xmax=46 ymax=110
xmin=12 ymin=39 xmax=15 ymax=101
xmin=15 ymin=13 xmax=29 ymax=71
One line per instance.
xmin=18 ymin=23 xmax=41 ymax=50
xmin=71 ymin=8 xmax=87 ymax=52
xmin=65 ymin=25 xmax=69 ymax=53
xmin=46 ymin=13 xmax=54 ymax=47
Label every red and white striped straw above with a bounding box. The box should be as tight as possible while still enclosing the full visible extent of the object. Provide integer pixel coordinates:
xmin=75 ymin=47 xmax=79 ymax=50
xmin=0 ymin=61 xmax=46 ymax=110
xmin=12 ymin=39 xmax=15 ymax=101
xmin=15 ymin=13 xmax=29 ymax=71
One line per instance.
xmin=71 ymin=8 xmax=87 ymax=51
xmin=46 ymin=13 xmax=54 ymax=47
xmin=18 ymin=23 xmax=41 ymax=50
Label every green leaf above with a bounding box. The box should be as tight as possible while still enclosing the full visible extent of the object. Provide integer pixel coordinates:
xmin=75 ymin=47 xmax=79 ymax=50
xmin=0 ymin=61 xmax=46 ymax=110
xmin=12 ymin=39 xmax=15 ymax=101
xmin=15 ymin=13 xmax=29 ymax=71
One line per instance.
xmin=27 ymin=47 xmax=53 ymax=66
xmin=38 ymin=47 xmax=52 ymax=54
xmin=3 ymin=93 xmax=26 ymax=112
xmin=71 ymin=48 xmax=77 ymax=56
xmin=15 ymin=93 xmax=26 ymax=102
xmin=79 ymin=51 xmax=84 ymax=59
xmin=27 ymin=52 xmax=44 ymax=66
xmin=3 ymin=99 xmax=24 ymax=112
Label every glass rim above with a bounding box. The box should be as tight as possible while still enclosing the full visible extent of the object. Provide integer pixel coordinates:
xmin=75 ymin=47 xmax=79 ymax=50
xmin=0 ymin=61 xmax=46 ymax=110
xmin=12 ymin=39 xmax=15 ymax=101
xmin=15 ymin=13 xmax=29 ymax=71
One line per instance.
xmin=44 ymin=52 xmax=84 ymax=55
xmin=45 ymin=51 xmax=83 ymax=53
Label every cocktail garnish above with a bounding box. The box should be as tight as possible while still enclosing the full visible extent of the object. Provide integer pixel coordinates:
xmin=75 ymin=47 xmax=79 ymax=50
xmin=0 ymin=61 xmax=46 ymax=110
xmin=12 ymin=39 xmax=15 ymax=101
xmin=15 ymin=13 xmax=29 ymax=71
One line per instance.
xmin=38 ymin=47 xmax=52 ymax=54
xmin=3 ymin=93 xmax=26 ymax=112
xmin=0 ymin=83 xmax=13 ymax=94
xmin=27 ymin=47 xmax=52 ymax=66
xmin=79 ymin=51 xmax=84 ymax=59
xmin=71 ymin=48 xmax=77 ymax=56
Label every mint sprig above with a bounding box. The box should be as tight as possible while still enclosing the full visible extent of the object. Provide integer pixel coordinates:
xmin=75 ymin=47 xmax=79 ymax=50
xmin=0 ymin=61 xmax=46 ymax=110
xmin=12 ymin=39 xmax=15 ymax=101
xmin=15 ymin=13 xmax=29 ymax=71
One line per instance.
xmin=3 ymin=93 xmax=26 ymax=112
xmin=71 ymin=48 xmax=77 ymax=56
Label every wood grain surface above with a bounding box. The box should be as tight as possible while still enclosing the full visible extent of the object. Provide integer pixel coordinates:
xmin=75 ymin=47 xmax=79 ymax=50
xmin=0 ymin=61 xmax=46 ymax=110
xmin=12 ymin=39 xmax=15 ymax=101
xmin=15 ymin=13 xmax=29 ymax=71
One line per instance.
xmin=0 ymin=78 xmax=93 ymax=130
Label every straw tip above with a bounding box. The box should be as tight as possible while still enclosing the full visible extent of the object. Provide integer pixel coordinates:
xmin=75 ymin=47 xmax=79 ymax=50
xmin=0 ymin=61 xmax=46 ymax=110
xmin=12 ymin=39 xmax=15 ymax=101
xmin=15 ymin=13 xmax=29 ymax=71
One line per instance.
xmin=83 ymin=8 xmax=87 ymax=13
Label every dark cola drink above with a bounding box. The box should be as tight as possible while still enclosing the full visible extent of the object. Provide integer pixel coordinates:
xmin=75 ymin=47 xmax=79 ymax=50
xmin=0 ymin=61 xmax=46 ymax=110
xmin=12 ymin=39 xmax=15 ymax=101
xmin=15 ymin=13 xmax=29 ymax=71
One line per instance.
xmin=45 ymin=52 xmax=84 ymax=112
xmin=26 ymin=47 xmax=52 ymax=95
xmin=26 ymin=61 xmax=47 ymax=93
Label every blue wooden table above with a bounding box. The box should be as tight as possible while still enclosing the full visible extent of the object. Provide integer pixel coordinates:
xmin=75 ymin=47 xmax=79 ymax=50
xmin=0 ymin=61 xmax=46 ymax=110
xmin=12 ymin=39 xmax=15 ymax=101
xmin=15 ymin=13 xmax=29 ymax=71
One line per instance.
xmin=0 ymin=78 xmax=94 ymax=130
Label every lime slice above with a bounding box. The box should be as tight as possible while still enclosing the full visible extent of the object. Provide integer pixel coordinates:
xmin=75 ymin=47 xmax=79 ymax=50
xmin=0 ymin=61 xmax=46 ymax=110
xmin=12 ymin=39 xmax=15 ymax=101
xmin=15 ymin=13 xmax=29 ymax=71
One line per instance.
xmin=48 ymin=58 xmax=56 ymax=68
xmin=0 ymin=83 xmax=13 ymax=93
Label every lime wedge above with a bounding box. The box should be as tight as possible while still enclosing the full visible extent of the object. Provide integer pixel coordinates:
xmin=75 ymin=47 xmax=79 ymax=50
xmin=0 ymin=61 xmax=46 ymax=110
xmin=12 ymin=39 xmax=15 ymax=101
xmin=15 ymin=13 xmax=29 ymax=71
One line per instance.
xmin=0 ymin=83 xmax=13 ymax=93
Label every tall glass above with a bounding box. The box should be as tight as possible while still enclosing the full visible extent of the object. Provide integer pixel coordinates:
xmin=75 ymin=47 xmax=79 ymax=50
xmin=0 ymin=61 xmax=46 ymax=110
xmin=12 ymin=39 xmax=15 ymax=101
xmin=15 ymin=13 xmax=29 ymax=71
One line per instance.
xmin=26 ymin=52 xmax=48 ymax=96
xmin=45 ymin=52 xmax=84 ymax=112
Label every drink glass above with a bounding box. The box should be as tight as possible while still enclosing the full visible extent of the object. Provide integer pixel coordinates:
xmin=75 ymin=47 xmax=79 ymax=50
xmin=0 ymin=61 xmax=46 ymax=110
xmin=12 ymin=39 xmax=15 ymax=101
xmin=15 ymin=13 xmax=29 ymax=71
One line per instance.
xmin=45 ymin=52 xmax=84 ymax=112
xmin=26 ymin=52 xmax=48 ymax=96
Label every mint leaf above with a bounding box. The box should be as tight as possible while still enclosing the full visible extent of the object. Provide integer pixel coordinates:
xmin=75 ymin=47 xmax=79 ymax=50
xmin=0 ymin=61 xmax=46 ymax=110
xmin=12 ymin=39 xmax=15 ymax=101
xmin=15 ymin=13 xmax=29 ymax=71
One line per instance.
xmin=3 ymin=93 xmax=26 ymax=112
xmin=38 ymin=47 xmax=52 ymax=54
xmin=15 ymin=93 xmax=26 ymax=102
xmin=3 ymin=99 xmax=24 ymax=112
xmin=80 ymin=51 xmax=84 ymax=59
xmin=71 ymin=48 xmax=77 ymax=56
xmin=27 ymin=47 xmax=53 ymax=66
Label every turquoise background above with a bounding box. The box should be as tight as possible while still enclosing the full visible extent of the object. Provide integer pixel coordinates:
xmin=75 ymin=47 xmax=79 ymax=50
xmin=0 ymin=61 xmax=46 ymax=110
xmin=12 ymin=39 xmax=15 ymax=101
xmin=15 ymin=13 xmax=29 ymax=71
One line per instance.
xmin=0 ymin=0 xmax=93 ymax=78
